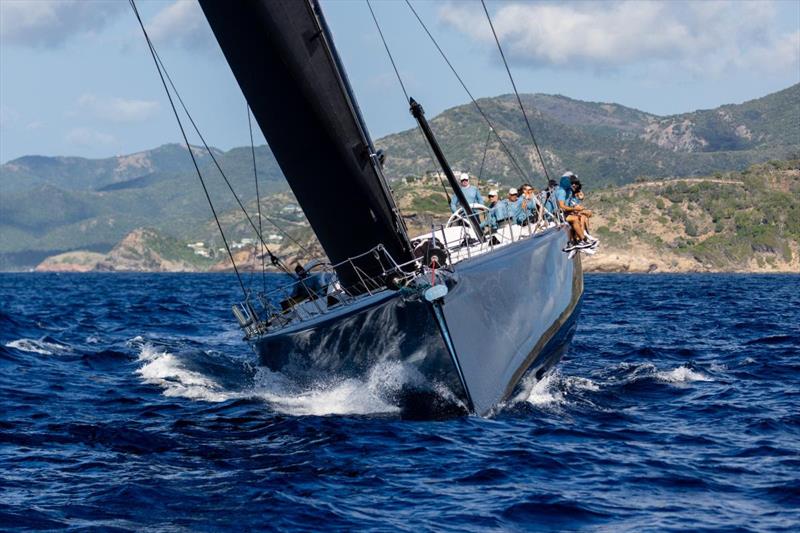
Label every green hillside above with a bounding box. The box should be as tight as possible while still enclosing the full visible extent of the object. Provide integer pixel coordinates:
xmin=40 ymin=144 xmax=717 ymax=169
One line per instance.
xmin=585 ymin=160 xmax=800 ymax=271
xmin=0 ymin=144 xmax=287 ymax=269
xmin=376 ymin=84 xmax=800 ymax=188
xmin=2 ymin=84 xmax=798 ymax=270
xmin=31 ymin=160 xmax=800 ymax=274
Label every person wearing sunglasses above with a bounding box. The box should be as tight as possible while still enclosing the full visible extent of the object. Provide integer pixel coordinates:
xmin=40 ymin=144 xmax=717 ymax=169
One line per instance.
xmin=449 ymin=172 xmax=485 ymax=213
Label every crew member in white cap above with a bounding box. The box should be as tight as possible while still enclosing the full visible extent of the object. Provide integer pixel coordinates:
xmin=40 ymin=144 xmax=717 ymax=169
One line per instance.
xmin=449 ymin=172 xmax=485 ymax=213
xmin=483 ymin=187 xmax=521 ymax=230
xmin=487 ymin=189 xmax=499 ymax=209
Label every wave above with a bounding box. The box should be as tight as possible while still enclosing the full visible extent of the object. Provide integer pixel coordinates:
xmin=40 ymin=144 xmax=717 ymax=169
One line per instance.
xmin=247 ymin=365 xmax=401 ymax=416
xmin=510 ymin=370 xmax=600 ymax=410
xmin=655 ymin=365 xmax=712 ymax=383
xmin=509 ymin=362 xmax=712 ymax=414
xmin=4 ymin=337 xmax=72 ymax=355
xmin=133 ymin=342 xmax=418 ymax=416
xmin=136 ymin=343 xmax=230 ymax=402
xmin=133 ymin=333 xmax=715 ymax=418
xmin=518 ymin=372 xmax=565 ymax=407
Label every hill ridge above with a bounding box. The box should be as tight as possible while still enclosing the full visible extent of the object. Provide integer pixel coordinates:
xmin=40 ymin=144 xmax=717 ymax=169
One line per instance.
xmin=2 ymin=84 xmax=798 ymax=270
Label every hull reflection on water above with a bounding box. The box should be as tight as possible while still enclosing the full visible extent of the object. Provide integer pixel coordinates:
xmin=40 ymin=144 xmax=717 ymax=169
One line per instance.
xmin=253 ymin=225 xmax=583 ymax=416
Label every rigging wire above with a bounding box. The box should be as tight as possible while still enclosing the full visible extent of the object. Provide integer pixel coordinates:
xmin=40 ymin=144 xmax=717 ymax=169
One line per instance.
xmin=480 ymin=0 xmax=552 ymax=184
xmin=365 ymin=0 xmax=451 ymax=200
xmin=404 ymin=0 xmax=530 ymax=185
xmin=147 ymin=46 xmax=290 ymax=273
xmin=151 ymin=46 xmax=312 ymax=261
xmin=128 ymin=0 xmax=247 ymax=297
xmin=248 ymin=104 xmax=267 ymax=294
xmin=366 ymin=0 xmax=408 ymax=103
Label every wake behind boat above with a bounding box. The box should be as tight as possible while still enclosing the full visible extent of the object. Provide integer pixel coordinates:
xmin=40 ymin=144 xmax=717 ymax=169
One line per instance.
xmin=133 ymin=0 xmax=585 ymax=416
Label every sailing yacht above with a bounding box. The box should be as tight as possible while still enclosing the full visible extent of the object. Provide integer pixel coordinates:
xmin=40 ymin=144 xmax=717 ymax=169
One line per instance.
xmin=197 ymin=0 xmax=583 ymax=417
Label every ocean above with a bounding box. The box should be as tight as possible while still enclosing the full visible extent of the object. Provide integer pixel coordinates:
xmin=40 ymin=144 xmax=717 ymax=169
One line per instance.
xmin=1 ymin=273 xmax=798 ymax=531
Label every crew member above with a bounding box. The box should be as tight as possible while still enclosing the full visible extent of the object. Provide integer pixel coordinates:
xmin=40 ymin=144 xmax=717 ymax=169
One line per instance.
xmin=487 ymin=189 xmax=499 ymax=209
xmin=517 ymin=183 xmax=538 ymax=225
xmin=569 ymin=178 xmax=596 ymax=243
xmin=542 ymin=179 xmax=558 ymax=220
xmin=450 ymin=172 xmax=484 ymax=213
xmin=483 ymin=187 xmax=520 ymax=230
xmin=557 ymin=173 xmax=591 ymax=251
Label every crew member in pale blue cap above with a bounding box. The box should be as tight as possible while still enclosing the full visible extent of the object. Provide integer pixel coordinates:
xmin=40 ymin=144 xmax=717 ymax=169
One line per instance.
xmin=450 ymin=172 xmax=484 ymax=213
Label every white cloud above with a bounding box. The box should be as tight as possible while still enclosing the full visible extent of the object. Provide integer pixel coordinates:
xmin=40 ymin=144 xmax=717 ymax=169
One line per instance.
xmin=0 ymin=0 xmax=124 ymax=48
xmin=65 ymin=127 xmax=116 ymax=146
xmin=439 ymin=1 xmax=797 ymax=75
xmin=148 ymin=0 xmax=213 ymax=50
xmin=77 ymin=94 xmax=160 ymax=123
xmin=738 ymin=30 xmax=800 ymax=74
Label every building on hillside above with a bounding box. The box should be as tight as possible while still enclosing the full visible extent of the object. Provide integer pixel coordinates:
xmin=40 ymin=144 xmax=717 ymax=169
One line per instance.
xmin=187 ymin=242 xmax=210 ymax=257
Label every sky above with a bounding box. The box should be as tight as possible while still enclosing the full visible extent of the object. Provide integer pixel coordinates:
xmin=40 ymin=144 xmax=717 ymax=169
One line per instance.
xmin=1 ymin=0 xmax=798 ymax=163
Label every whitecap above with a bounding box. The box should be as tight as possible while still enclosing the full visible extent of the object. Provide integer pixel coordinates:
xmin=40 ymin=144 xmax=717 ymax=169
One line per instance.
xmin=135 ymin=343 xmax=229 ymax=402
xmin=565 ymin=376 xmax=600 ymax=392
xmin=126 ymin=335 xmax=146 ymax=347
xmin=246 ymin=361 xmax=411 ymax=416
xmin=656 ymin=365 xmax=712 ymax=383
xmin=133 ymin=342 xmax=421 ymax=416
xmin=512 ymin=371 xmax=564 ymax=408
xmin=5 ymin=338 xmax=72 ymax=355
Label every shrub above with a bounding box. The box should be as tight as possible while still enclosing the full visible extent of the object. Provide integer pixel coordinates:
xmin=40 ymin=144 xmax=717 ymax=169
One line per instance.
xmin=685 ymin=219 xmax=701 ymax=237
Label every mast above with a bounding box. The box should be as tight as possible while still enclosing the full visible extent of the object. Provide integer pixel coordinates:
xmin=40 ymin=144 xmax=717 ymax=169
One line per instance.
xmin=199 ymin=0 xmax=413 ymax=291
xmin=410 ymin=99 xmax=484 ymax=241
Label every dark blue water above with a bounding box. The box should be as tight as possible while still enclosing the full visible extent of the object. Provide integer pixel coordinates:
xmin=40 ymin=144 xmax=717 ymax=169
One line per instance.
xmin=1 ymin=273 xmax=799 ymax=531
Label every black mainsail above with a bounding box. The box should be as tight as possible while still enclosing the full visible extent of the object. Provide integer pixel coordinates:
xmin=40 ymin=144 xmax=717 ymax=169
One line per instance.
xmin=199 ymin=0 xmax=413 ymax=289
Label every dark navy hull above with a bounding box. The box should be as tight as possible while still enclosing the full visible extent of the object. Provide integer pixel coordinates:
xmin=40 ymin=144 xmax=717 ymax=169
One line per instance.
xmin=252 ymin=225 xmax=583 ymax=416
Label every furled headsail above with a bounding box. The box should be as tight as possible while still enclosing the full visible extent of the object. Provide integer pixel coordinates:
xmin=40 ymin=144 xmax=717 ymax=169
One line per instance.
xmin=199 ymin=0 xmax=413 ymax=290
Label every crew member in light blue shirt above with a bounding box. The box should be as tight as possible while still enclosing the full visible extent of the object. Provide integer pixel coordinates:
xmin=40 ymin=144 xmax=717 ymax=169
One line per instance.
xmin=516 ymin=183 xmax=538 ymax=225
xmin=542 ymin=179 xmax=558 ymax=220
xmin=483 ymin=187 xmax=521 ymax=229
xmin=450 ymin=172 xmax=484 ymax=213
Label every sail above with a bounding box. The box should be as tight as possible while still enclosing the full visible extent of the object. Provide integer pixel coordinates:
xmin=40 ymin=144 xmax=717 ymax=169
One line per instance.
xmin=199 ymin=0 xmax=413 ymax=290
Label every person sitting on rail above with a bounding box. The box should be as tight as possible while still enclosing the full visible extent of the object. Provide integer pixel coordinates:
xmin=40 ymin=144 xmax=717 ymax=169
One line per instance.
xmin=482 ymin=187 xmax=521 ymax=230
xmin=450 ymin=172 xmax=484 ymax=213
xmin=556 ymin=173 xmax=592 ymax=251
xmin=569 ymin=178 xmax=597 ymax=244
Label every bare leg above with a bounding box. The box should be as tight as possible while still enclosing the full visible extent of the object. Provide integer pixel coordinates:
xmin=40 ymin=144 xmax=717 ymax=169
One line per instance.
xmin=567 ymin=215 xmax=585 ymax=240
